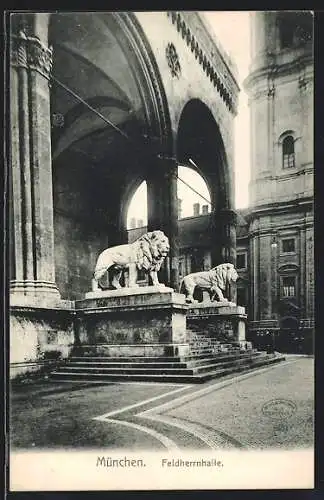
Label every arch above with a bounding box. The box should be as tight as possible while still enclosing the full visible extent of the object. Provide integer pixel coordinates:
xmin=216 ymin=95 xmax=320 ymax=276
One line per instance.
xmin=280 ymin=316 xmax=299 ymax=330
xmin=124 ymin=165 xmax=212 ymax=230
xmin=176 ymin=98 xmax=231 ymax=211
xmin=112 ymin=12 xmax=173 ymax=153
xmin=48 ymin=12 xmax=173 ymax=155
xmin=45 ymin=12 xmax=174 ymax=299
xmin=278 ymin=130 xmax=296 ymax=143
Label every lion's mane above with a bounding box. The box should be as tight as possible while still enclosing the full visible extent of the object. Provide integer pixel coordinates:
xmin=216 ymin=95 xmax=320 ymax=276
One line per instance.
xmin=135 ymin=230 xmax=170 ymax=271
xmin=211 ymin=263 xmax=238 ymax=290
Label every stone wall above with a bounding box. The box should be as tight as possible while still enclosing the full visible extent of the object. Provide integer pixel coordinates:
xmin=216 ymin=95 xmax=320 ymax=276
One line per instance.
xmin=242 ymin=12 xmax=314 ymax=349
xmin=10 ymin=306 xmax=75 ymax=379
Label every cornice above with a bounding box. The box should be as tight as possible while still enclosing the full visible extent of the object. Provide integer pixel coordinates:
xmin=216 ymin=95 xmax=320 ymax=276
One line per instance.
xmin=244 ymin=52 xmax=313 ymax=96
xmin=248 ymin=197 xmax=314 ymax=220
xmin=250 ymin=166 xmax=314 ymax=184
xmin=166 ymin=11 xmax=239 ymax=115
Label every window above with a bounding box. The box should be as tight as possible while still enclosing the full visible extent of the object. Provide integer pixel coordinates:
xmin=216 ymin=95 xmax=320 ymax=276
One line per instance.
xmin=282 ymin=276 xmax=296 ymax=297
xmin=282 ymin=238 xmax=296 ymax=254
xmin=282 ymin=136 xmax=295 ymax=169
xmin=236 ymin=253 xmax=247 ymax=270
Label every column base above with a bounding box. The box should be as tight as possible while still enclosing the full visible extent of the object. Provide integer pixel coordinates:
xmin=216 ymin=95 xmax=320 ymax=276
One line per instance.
xmin=10 ymin=280 xmax=66 ymax=308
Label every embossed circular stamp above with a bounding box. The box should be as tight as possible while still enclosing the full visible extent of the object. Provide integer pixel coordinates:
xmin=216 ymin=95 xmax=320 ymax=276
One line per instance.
xmin=262 ymin=399 xmax=297 ymax=420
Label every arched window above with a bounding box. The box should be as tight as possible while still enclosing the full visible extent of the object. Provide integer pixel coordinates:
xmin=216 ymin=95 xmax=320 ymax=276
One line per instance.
xmin=282 ymin=135 xmax=295 ymax=169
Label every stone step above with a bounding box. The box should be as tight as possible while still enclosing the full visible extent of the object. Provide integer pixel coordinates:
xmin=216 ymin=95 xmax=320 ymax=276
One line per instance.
xmin=187 ymin=351 xmax=264 ymax=367
xmin=50 ymin=353 xmax=280 ymax=376
xmin=67 ymin=361 xmax=189 ymax=369
xmin=68 ymin=350 xmax=259 ymax=367
xmin=69 ymin=356 xmax=183 ymax=363
xmin=51 ymin=354 xmax=285 ymax=384
xmin=192 ymin=352 xmax=273 ymax=374
xmin=56 ymin=365 xmax=195 ymax=375
xmin=194 ymin=354 xmax=285 ymax=382
xmin=56 ymin=352 xmax=271 ymax=377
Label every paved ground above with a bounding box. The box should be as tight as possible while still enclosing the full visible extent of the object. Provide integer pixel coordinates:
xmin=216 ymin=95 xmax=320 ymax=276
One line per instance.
xmin=10 ymin=356 xmax=314 ymax=450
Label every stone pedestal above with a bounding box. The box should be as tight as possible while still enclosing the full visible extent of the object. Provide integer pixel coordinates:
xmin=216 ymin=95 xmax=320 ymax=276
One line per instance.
xmin=74 ymin=286 xmax=190 ymax=357
xmin=186 ymin=299 xmax=248 ymax=346
xmin=147 ymin=157 xmax=179 ymax=290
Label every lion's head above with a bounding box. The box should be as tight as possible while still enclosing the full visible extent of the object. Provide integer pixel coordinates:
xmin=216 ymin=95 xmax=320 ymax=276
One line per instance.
xmin=136 ymin=230 xmax=170 ymax=271
xmin=210 ymin=263 xmax=238 ymax=291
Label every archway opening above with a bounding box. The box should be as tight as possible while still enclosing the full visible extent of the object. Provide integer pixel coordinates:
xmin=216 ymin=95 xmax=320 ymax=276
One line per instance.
xmin=49 ymin=12 xmax=169 ymax=299
xmin=177 ymin=99 xmax=230 ymax=212
xmin=126 ymin=166 xmax=211 ymax=230
xmin=177 ymin=99 xmax=233 ymax=268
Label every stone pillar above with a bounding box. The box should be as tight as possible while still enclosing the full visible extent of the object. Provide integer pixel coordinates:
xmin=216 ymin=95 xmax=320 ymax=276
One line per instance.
xmin=259 ymin=233 xmax=272 ymax=320
xmin=147 ymin=156 xmax=179 ymax=291
xmin=212 ymin=208 xmax=237 ymax=303
xmin=250 ymin=233 xmax=259 ymax=321
xmin=212 ymin=208 xmax=237 ymax=264
xmin=10 ymin=29 xmax=60 ymax=304
xmin=270 ymin=232 xmax=278 ymax=319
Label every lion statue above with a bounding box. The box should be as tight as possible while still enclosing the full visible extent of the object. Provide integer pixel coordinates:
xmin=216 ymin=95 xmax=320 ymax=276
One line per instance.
xmin=92 ymin=230 xmax=170 ymax=291
xmin=180 ymin=263 xmax=238 ymax=304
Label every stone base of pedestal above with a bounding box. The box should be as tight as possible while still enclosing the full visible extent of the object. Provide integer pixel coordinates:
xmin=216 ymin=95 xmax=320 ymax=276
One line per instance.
xmin=187 ymin=300 xmax=248 ymax=344
xmin=9 ymin=303 xmax=75 ymax=380
xmin=71 ymin=343 xmax=190 ymax=358
xmin=74 ymin=286 xmax=189 ymax=357
xmin=10 ymin=280 xmax=64 ymax=308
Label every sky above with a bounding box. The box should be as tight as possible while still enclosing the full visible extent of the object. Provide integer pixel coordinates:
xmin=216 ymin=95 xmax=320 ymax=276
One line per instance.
xmin=127 ymin=11 xmax=251 ymax=228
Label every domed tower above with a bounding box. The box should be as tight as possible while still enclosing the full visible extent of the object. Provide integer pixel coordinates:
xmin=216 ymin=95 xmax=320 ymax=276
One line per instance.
xmin=244 ymin=11 xmax=314 ymax=350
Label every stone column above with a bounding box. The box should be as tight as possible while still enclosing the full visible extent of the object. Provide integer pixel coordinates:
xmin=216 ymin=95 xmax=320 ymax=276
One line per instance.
xmin=212 ymin=208 xmax=237 ymax=302
xmin=270 ymin=232 xmax=278 ymax=319
xmin=212 ymin=208 xmax=237 ymax=264
xmin=147 ymin=156 xmax=179 ymax=291
xmin=259 ymin=233 xmax=272 ymax=320
xmin=10 ymin=29 xmax=60 ymax=304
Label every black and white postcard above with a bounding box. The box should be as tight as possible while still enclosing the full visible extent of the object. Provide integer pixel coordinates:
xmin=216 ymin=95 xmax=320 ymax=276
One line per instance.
xmin=7 ymin=10 xmax=314 ymax=491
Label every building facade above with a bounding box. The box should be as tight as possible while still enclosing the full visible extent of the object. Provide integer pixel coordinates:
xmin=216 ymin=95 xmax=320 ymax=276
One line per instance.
xmin=8 ymin=11 xmax=240 ymax=377
xmin=243 ymin=11 xmax=314 ymax=352
xmin=128 ymin=11 xmax=314 ymax=353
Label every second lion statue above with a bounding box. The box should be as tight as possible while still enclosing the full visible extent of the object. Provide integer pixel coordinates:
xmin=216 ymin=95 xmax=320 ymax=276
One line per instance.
xmin=92 ymin=230 xmax=170 ymax=291
xmin=180 ymin=263 xmax=238 ymax=304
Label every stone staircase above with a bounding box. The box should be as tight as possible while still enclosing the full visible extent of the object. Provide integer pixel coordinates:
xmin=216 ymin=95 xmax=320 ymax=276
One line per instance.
xmin=50 ymin=330 xmax=285 ymax=384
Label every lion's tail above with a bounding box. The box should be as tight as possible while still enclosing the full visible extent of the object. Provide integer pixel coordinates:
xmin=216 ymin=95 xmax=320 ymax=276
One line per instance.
xmin=179 ymin=279 xmax=185 ymax=295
